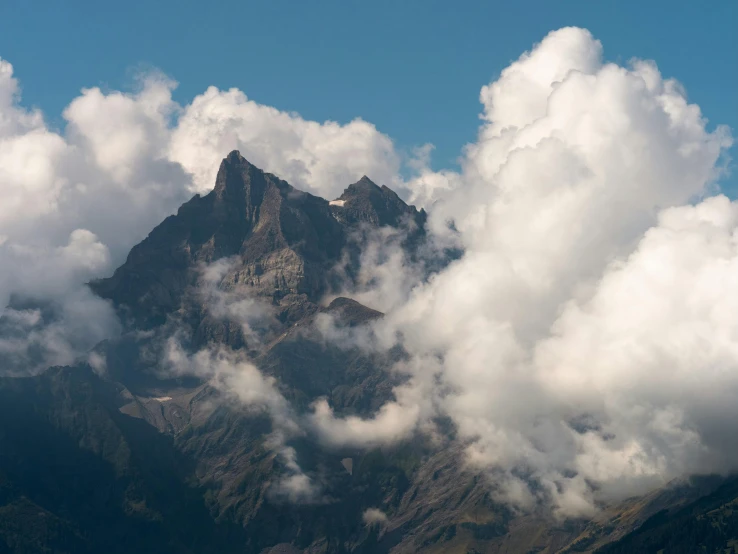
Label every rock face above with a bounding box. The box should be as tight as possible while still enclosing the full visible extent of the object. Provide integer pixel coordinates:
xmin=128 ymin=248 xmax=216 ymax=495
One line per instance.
xmin=0 ymin=152 xmax=730 ymax=554
xmin=330 ymin=175 xmax=426 ymax=229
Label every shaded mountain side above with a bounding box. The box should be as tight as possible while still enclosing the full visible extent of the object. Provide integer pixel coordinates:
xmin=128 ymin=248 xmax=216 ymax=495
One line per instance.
xmin=0 ymin=366 xmax=247 ymax=554
xmin=170 ymin=408 xmax=435 ymax=553
xmin=593 ymin=476 xmax=738 ymax=554
xmin=255 ymin=297 xmax=402 ymax=412
xmin=0 ymin=361 xmax=457 ymax=554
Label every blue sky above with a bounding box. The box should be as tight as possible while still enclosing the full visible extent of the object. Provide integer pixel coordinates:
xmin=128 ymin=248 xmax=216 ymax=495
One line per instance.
xmin=1 ymin=0 xmax=735 ymax=187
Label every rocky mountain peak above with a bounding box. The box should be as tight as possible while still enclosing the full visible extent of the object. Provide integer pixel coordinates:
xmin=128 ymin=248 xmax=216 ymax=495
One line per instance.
xmin=351 ymin=175 xmax=378 ymax=189
xmin=226 ymin=149 xmax=245 ymax=162
xmin=213 ymin=150 xmax=253 ymax=193
xmin=91 ymin=154 xmax=424 ymax=331
xmin=333 ymin=175 xmax=426 ymax=228
xmin=211 ymin=150 xmax=279 ymax=222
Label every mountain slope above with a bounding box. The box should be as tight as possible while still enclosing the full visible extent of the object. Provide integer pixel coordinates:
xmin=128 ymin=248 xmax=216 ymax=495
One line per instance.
xmin=594 ymin=476 xmax=738 ymax=554
xmin=0 ymin=366 xmax=247 ymax=554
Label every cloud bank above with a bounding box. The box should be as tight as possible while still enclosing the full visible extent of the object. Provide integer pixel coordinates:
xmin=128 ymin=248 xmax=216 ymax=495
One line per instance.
xmin=308 ymin=27 xmax=735 ymax=516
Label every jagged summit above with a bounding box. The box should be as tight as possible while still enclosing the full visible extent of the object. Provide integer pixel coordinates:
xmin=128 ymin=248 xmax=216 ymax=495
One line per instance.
xmin=212 ymin=150 xmax=293 ymax=204
xmin=352 ymin=175 xmax=377 ymax=188
xmin=341 ymin=175 xmax=387 ymax=197
xmin=91 ymin=152 xmax=423 ymax=330
xmin=213 ymin=149 xmax=253 ymax=193
xmin=226 ymin=149 xmax=244 ymax=162
xmin=332 ymin=174 xmax=426 ymax=228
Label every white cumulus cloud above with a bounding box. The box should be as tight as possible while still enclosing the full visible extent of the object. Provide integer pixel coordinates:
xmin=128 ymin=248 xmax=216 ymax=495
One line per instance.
xmin=310 ymin=27 xmax=735 ymax=516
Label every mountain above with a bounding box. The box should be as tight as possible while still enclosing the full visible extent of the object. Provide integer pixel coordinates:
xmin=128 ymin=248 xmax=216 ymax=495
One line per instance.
xmin=90 ymin=151 xmax=425 ymax=332
xmin=1 ymin=152 xmax=735 ymax=553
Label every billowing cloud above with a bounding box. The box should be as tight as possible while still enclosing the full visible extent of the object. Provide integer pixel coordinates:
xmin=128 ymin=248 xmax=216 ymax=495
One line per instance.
xmin=0 ymin=229 xmax=120 ymax=374
xmin=0 ymin=57 xmax=191 ymax=373
xmin=310 ymin=27 xmax=735 ymax=516
xmin=169 ymin=86 xmax=403 ymax=200
xmin=0 ymin=60 xmax=190 ymax=261
xmin=537 ymin=196 xmax=738 ymax=484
